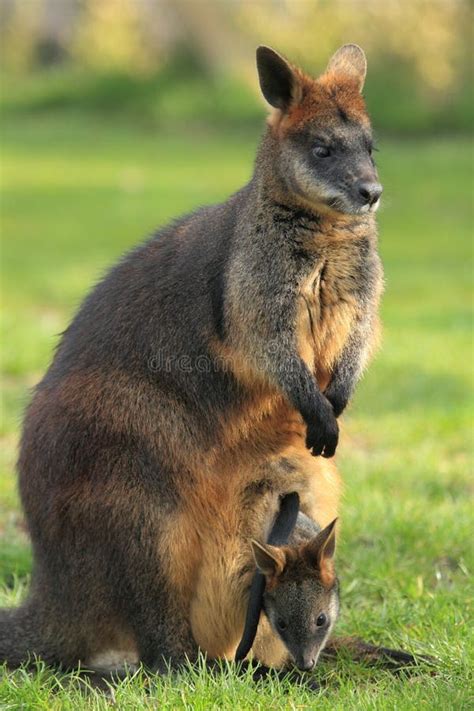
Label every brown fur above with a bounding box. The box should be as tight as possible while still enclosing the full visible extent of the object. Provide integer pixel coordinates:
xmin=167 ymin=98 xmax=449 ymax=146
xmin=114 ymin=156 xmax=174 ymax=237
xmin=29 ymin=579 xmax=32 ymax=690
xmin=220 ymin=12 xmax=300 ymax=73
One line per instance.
xmin=270 ymin=75 xmax=368 ymax=137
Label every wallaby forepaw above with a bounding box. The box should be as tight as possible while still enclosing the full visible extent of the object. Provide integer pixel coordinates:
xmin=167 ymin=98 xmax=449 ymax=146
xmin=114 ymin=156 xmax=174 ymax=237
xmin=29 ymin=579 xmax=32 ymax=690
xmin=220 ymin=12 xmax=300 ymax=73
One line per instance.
xmin=280 ymin=668 xmax=321 ymax=693
xmin=249 ymin=664 xmax=320 ymax=693
xmin=324 ymin=386 xmax=348 ymax=419
xmin=305 ymin=413 xmax=339 ymax=458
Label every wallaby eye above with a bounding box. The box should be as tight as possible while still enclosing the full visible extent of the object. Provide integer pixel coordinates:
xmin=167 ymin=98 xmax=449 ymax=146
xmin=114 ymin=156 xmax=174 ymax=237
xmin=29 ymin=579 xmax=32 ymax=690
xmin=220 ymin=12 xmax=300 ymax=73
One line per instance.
xmin=316 ymin=613 xmax=327 ymax=627
xmin=312 ymin=145 xmax=331 ymax=158
xmin=277 ymin=617 xmax=287 ymax=631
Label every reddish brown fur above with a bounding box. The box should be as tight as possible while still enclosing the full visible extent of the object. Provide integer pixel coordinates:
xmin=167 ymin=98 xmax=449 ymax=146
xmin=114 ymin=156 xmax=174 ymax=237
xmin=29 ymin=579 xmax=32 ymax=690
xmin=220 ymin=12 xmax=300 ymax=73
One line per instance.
xmin=269 ymin=70 xmax=368 ymax=137
xmin=265 ymin=544 xmax=335 ymax=592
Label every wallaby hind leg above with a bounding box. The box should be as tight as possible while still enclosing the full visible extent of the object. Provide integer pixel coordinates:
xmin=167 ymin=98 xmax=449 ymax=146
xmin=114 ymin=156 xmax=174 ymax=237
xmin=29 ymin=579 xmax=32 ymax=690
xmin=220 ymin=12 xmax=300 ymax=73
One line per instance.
xmin=126 ymin=599 xmax=199 ymax=673
xmin=94 ymin=494 xmax=200 ymax=673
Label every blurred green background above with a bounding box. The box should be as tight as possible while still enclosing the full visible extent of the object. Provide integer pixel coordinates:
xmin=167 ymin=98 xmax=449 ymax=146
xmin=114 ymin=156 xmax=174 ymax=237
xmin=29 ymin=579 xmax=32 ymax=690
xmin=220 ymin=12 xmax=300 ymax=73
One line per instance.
xmin=0 ymin=1 xmax=473 ymax=709
xmin=0 ymin=0 xmax=473 ymax=132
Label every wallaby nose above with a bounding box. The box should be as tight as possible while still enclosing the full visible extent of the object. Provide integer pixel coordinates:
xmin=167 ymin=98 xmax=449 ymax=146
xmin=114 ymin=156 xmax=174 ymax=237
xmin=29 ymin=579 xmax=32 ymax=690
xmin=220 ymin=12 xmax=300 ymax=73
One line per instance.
xmin=357 ymin=181 xmax=383 ymax=206
xmin=297 ymin=657 xmax=315 ymax=671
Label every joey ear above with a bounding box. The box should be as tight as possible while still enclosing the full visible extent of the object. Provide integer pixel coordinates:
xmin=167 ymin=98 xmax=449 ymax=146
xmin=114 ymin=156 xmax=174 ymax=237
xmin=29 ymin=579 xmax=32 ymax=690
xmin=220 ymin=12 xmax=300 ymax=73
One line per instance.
xmin=256 ymin=46 xmax=301 ymax=111
xmin=251 ymin=540 xmax=286 ymax=577
xmin=304 ymin=518 xmax=337 ymax=570
xmin=318 ymin=518 xmax=337 ymax=561
xmin=326 ymin=44 xmax=367 ymax=92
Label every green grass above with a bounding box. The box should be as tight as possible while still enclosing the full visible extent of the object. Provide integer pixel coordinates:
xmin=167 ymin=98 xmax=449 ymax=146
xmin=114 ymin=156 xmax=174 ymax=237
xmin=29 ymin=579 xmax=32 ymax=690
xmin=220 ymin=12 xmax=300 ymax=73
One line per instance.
xmin=0 ymin=111 xmax=473 ymax=709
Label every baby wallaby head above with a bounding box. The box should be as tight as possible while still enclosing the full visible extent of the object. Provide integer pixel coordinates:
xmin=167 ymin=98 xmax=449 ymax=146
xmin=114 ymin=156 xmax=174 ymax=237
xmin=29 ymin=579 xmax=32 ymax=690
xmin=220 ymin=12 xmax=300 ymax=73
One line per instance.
xmin=251 ymin=519 xmax=339 ymax=672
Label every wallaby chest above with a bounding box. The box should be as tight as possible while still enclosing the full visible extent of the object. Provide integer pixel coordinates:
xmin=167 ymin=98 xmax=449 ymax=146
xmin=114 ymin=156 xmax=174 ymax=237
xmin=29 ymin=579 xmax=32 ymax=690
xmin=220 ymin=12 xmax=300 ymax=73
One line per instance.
xmin=296 ymin=235 xmax=378 ymax=377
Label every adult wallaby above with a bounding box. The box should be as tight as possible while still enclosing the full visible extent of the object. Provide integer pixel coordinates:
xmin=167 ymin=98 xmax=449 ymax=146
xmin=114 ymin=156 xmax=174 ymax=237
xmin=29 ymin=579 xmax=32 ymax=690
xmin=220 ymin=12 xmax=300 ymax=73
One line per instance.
xmin=0 ymin=43 xmax=383 ymax=673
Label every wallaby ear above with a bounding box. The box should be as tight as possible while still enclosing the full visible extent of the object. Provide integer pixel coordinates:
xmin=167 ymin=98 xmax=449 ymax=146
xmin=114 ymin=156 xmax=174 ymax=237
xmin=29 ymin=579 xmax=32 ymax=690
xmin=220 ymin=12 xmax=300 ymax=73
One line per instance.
xmin=256 ymin=46 xmax=301 ymax=111
xmin=325 ymin=44 xmax=367 ymax=92
xmin=251 ymin=540 xmax=286 ymax=578
xmin=304 ymin=518 xmax=337 ymax=570
xmin=318 ymin=518 xmax=337 ymax=561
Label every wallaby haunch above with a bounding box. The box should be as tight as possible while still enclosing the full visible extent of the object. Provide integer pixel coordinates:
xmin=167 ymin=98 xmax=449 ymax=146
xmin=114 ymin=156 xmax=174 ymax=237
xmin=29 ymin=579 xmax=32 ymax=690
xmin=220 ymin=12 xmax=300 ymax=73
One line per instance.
xmin=1 ymin=43 xmax=383 ymax=673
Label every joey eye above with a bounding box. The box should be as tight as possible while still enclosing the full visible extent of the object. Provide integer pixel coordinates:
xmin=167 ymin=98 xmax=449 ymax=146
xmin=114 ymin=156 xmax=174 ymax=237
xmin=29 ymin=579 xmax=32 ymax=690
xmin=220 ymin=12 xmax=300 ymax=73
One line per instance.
xmin=312 ymin=145 xmax=331 ymax=158
xmin=276 ymin=618 xmax=287 ymax=631
xmin=316 ymin=613 xmax=327 ymax=627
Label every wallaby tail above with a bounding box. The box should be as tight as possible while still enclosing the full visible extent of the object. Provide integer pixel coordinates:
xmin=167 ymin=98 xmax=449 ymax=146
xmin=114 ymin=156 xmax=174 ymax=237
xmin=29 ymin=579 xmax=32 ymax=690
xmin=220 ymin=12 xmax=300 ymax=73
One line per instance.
xmin=322 ymin=636 xmax=435 ymax=672
xmin=0 ymin=603 xmax=57 ymax=668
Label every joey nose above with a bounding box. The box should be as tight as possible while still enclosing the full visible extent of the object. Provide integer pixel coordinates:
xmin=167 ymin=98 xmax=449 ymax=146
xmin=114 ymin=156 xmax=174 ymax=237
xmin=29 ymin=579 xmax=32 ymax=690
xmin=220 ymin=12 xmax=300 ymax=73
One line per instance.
xmin=357 ymin=181 xmax=383 ymax=206
xmin=297 ymin=657 xmax=315 ymax=671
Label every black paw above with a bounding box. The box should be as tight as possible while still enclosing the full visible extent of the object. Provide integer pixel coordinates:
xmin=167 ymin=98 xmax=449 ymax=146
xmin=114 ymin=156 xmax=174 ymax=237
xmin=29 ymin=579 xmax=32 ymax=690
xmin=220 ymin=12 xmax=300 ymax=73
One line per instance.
xmin=324 ymin=385 xmax=349 ymax=418
xmin=305 ymin=401 xmax=339 ymax=458
xmin=291 ymin=672 xmax=320 ymax=692
xmin=280 ymin=669 xmax=321 ymax=692
xmin=250 ymin=665 xmax=320 ymax=693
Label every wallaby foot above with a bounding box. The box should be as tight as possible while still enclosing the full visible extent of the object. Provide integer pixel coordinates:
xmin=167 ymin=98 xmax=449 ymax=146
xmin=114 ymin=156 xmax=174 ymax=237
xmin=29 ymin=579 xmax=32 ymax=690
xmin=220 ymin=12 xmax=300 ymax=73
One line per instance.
xmin=234 ymin=659 xmax=320 ymax=692
xmin=75 ymin=670 xmax=122 ymax=698
xmin=66 ymin=668 xmax=141 ymax=702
